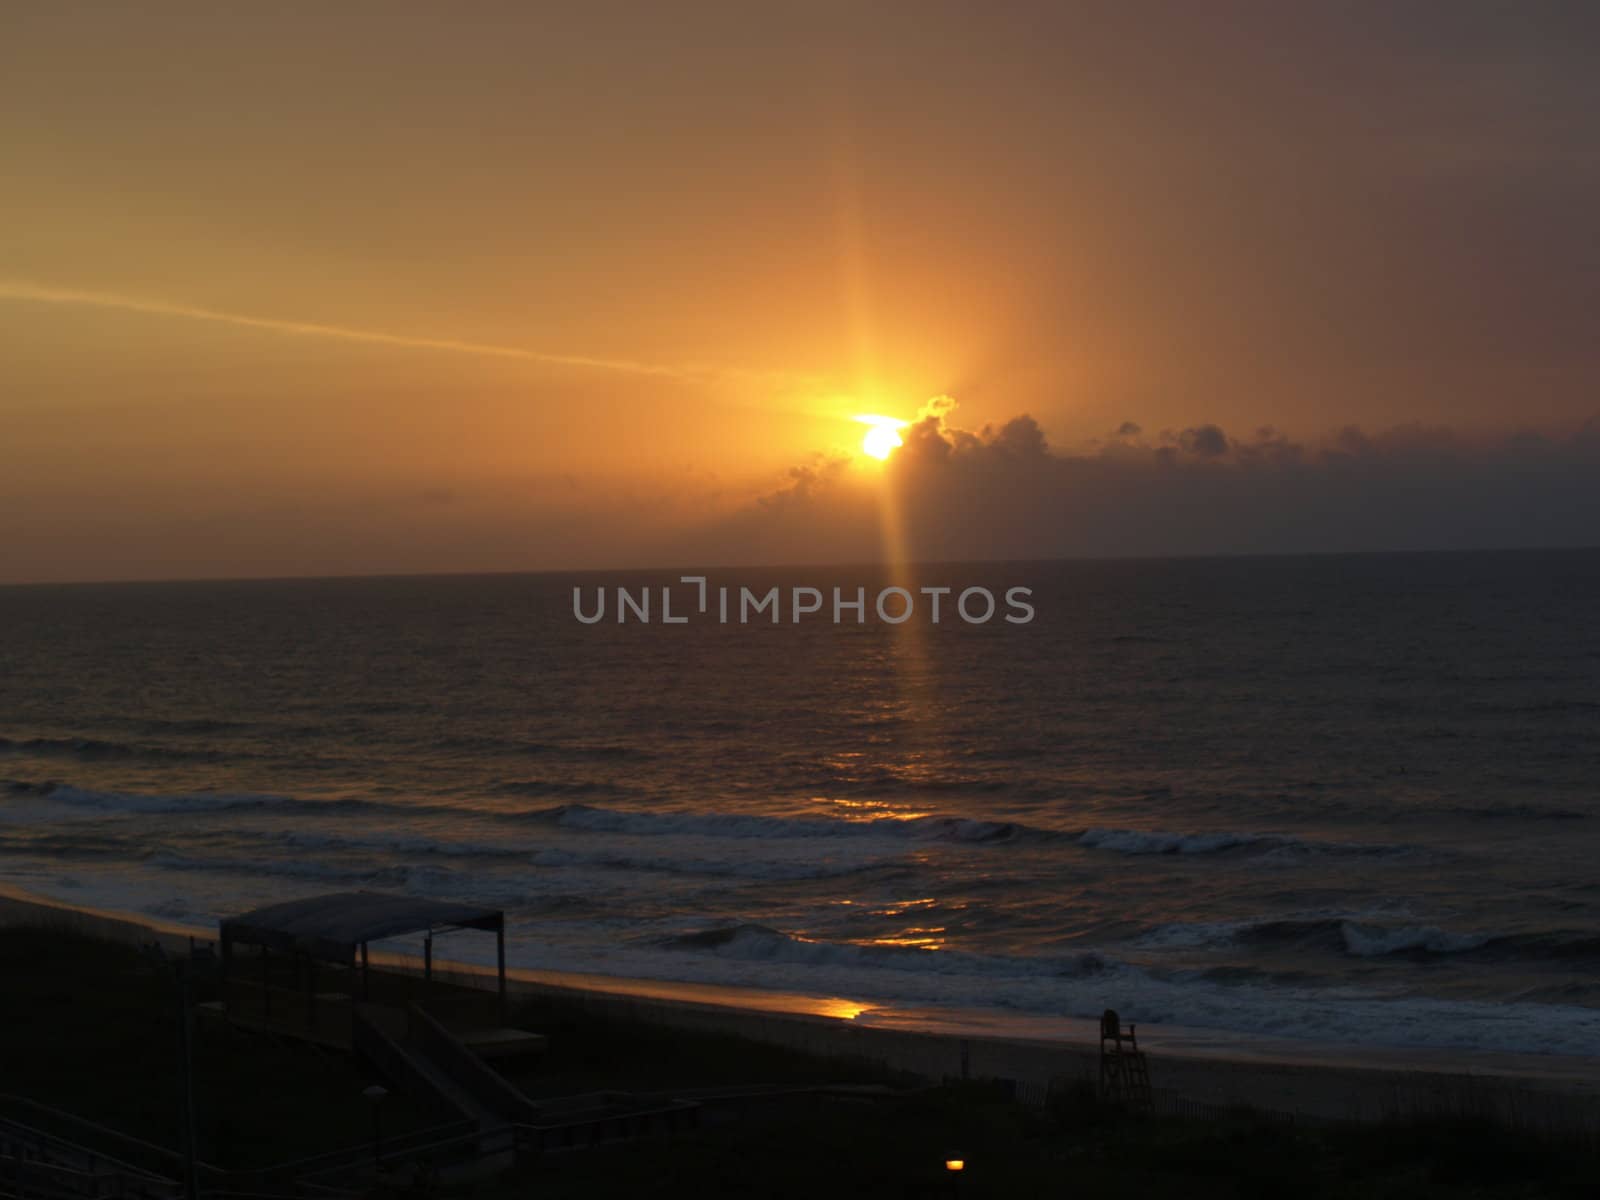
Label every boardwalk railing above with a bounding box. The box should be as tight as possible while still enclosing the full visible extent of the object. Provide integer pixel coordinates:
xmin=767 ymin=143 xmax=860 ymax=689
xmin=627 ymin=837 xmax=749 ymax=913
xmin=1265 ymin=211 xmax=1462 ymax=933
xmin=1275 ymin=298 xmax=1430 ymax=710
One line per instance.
xmin=0 ymin=1117 xmax=184 ymax=1200
xmin=0 ymin=1094 xmax=223 ymax=1185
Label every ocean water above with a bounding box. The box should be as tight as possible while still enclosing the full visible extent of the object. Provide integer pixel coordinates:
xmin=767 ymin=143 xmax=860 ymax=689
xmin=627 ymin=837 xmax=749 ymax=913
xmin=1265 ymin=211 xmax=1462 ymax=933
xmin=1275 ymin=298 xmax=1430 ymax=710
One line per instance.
xmin=3 ymin=551 xmax=1599 ymax=1057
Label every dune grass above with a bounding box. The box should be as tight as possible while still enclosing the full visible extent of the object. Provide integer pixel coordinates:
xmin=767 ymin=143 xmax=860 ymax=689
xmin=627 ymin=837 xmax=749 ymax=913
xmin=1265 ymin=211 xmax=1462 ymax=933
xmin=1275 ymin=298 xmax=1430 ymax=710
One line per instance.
xmin=489 ymin=1080 xmax=1598 ymax=1200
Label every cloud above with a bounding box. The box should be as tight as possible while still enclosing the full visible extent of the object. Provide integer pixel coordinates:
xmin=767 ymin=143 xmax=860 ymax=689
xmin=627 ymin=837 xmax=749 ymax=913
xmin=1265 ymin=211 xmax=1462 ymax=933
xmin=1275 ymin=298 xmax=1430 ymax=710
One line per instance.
xmin=757 ymin=455 xmax=852 ymax=513
xmin=1177 ymin=424 xmax=1229 ymax=457
xmin=689 ymin=399 xmax=1600 ymax=565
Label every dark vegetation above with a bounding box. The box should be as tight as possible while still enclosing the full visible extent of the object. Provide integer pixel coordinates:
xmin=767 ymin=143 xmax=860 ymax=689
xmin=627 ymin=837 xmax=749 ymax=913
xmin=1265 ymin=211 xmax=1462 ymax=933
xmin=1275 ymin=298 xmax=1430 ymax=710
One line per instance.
xmin=490 ymin=1080 xmax=1600 ymax=1199
xmin=499 ymin=993 xmax=907 ymax=1099
xmin=0 ymin=924 xmax=434 ymax=1169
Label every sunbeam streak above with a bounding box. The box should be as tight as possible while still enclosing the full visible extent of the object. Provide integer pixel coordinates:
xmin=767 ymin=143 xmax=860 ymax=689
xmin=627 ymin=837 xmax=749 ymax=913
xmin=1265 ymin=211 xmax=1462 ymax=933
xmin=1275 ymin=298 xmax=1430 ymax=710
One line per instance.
xmin=0 ymin=278 xmax=819 ymax=390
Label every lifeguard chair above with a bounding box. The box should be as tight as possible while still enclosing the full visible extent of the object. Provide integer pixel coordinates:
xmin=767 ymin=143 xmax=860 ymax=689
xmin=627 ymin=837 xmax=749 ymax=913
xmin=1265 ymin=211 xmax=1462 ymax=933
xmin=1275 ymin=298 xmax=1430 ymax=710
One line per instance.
xmin=1098 ymin=1008 xmax=1151 ymax=1110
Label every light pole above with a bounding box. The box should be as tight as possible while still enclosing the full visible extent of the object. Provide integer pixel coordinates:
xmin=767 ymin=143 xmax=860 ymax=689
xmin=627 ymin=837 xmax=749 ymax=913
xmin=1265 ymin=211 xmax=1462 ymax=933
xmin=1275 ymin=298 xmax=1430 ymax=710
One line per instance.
xmin=144 ymin=944 xmax=200 ymax=1200
xmin=175 ymin=956 xmax=199 ymax=1200
xmin=363 ymin=1084 xmax=389 ymax=1170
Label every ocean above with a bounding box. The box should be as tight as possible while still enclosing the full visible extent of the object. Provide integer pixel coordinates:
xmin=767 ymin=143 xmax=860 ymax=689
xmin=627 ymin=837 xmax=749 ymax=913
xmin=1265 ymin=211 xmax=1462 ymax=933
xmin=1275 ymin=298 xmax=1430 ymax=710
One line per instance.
xmin=3 ymin=550 xmax=1598 ymax=1057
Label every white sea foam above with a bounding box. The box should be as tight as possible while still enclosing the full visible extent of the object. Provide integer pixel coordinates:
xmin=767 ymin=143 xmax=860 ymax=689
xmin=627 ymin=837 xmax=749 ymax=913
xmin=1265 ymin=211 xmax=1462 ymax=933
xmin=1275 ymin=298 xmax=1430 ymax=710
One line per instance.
xmin=1339 ymin=922 xmax=1490 ymax=957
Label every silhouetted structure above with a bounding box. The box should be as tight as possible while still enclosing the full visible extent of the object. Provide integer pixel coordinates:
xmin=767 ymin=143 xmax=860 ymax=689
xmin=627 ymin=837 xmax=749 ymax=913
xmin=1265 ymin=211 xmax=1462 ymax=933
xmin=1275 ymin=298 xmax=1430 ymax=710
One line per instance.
xmin=1098 ymin=1008 xmax=1151 ymax=1111
xmin=218 ymin=891 xmax=510 ymax=1043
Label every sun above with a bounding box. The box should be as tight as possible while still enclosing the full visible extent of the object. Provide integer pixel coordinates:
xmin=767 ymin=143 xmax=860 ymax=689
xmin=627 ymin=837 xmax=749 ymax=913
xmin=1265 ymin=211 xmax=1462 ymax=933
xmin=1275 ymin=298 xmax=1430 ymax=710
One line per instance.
xmin=862 ymin=425 xmax=902 ymax=460
xmin=853 ymin=414 xmax=908 ymax=461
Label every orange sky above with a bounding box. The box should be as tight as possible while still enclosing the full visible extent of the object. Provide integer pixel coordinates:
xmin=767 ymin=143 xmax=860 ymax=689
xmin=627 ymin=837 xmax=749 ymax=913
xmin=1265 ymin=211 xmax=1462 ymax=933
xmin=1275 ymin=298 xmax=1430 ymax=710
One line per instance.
xmin=4 ymin=3 xmax=1599 ymax=581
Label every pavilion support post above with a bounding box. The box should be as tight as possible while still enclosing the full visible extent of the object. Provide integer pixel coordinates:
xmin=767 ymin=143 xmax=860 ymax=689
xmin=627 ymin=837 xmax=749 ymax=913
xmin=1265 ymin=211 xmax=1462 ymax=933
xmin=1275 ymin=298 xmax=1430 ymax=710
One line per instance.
xmin=496 ymin=924 xmax=507 ymax=1026
xmin=424 ymin=932 xmax=433 ymax=985
xmin=219 ymin=928 xmax=231 ymax=1011
xmin=305 ymin=953 xmax=317 ymax=1032
xmin=261 ymin=944 xmax=271 ymax=1017
xmin=361 ymin=941 xmax=370 ymax=1001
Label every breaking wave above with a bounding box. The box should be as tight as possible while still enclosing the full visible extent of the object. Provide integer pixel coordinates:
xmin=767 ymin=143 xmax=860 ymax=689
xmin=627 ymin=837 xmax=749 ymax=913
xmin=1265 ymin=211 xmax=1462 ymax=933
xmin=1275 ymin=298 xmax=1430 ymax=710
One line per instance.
xmin=1137 ymin=915 xmax=1600 ymax=965
xmin=657 ymin=923 xmax=1111 ymax=979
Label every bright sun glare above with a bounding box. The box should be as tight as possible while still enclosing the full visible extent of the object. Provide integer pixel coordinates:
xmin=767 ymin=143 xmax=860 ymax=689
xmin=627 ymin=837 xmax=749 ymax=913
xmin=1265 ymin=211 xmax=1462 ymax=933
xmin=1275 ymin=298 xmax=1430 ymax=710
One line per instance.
xmin=853 ymin=414 xmax=908 ymax=461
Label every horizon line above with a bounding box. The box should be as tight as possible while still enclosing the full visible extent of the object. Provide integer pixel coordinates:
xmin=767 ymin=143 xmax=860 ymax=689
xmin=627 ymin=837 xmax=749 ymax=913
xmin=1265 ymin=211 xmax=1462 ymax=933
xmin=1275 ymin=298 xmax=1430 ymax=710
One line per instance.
xmin=3 ymin=543 xmax=1597 ymax=590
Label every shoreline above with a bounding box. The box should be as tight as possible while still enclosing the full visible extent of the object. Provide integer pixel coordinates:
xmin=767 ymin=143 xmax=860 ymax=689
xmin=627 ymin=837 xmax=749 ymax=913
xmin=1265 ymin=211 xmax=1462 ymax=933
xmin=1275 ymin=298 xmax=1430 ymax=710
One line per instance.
xmin=4 ymin=881 xmax=1598 ymax=1127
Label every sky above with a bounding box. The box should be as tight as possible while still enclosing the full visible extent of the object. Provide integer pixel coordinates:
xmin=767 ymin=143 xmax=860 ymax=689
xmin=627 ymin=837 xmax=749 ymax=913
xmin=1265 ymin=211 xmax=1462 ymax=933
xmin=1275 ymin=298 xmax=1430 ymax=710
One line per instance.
xmin=3 ymin=1 xmax=1599 ymax=582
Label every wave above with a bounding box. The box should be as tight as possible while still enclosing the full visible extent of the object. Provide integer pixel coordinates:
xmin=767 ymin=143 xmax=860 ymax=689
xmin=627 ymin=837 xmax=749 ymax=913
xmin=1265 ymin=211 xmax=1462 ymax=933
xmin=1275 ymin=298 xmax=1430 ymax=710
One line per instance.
xmin=135 ymin=852 xmax=586 ymax=915
xmin=0 ymin=829 xmax=148 ymax=859
xmin=657 ymin=923 xmax=1111 ymax=979
xmin=124 ymin=818 xmax=908 ymax=883
xmin=531 ymin=803 xmax=1030 ymax=844
xmin=1073 ymin=827 xmax=1417 ymax=858
xmin=4 ymin=784 xmax=285 ymax=818
xmin=1136 ymin=914 xmax=1600 ymax=964
xmin=6 ymin=787 xmax=1434 ymax=873
xmin=1443 ymin=802 xmax=1590 ymax=822
xmin=2 ymin=778 xmax=59 ymax=796
xmin=1464 ymin=698 xmax=1600 ymax=716
xmin=141 ymin=854 xmax=547 ymax=911
xmin=119 ymin=716 xmax=261 ymax=736
xmin=144 ymin=840 xmax=897 ymax=885
xmin=267 ymin=827 xmax=895 ymax=881
xmin=490 ymin=780 xmax=638 ymax=799
xmin=3 ymin=785 xmax=958 ymax=857
xmin=433 ymin=736 xmax=654 ymax=761
xmin=149 ymin=850 xmax=416 ymax=887
xmin=766 ymin=762 xmax=1056 ymax=799
xmin=6 ymin=785 xmax=1038 ymax=848
xmin=0 ymin=783 xmax=517 ymax=826
xmin=271 ymin=828 xmax=530 ymax=859
xmin=528 ymin=847 xmax=904 ymax=882
xmin=1137 ymin=915 xmax=1487 ymax=957
xmin=1341 ymin=922 xmax=1490 ymax=957
xmin=0 ymin=735 xmax=217 ymax=763
xmin=1477 ymin=930 xmax=1600 ymax=966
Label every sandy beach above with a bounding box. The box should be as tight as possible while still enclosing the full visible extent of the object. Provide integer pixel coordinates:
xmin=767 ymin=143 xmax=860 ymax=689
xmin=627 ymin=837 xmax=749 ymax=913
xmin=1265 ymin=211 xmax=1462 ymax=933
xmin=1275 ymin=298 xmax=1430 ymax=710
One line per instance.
xmin=5 ymin=881 xmax=1596 ymax=1133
